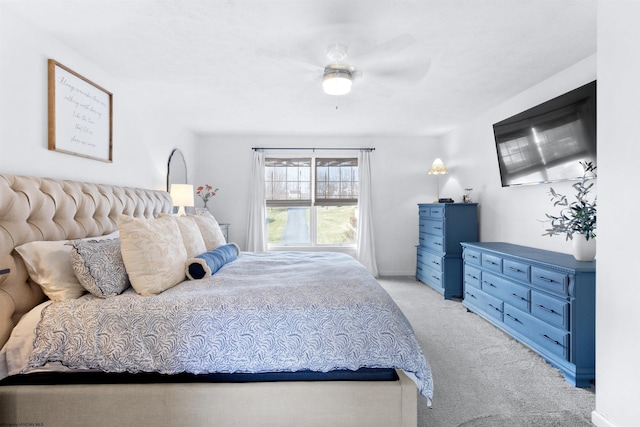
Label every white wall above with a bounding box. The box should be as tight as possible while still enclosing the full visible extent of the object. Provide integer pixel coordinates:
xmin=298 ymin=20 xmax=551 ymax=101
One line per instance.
xmin=591 ymin=2 xmax=639 ymax=426
xmin=192 ymin=135 xmax=442 ymax=275
xmin=0 ymin=6 xmax=195 ymax=191
xmin=441 ymin=54 xmax=597 ymax=253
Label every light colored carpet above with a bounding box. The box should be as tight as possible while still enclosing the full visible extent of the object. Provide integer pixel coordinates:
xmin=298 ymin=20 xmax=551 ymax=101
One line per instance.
xmin=378 ymin=276 xmax=595 ymax=427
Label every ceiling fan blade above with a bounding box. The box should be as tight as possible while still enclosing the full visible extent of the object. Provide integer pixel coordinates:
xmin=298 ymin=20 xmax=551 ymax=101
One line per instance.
xmin=355 ymin=77 xmax=393 ymax=98
xmin=368 ymin=58 xmax=432 ymax=86
xmin=356 ymin=33 xmax=417 ymax=66
xmin=256 ymin=48 xmax=323 ymax=73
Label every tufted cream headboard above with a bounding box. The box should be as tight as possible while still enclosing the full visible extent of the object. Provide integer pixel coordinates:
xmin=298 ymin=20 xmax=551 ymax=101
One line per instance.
xmin=0 ymin=174 xmax=172 ymax=348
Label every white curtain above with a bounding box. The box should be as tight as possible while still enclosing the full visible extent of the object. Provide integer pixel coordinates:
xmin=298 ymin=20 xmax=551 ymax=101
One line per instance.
xmin=357 ymin=151 xmax=379 ymax=277
xmin=246 ymin=150 xmax=267 ymax=252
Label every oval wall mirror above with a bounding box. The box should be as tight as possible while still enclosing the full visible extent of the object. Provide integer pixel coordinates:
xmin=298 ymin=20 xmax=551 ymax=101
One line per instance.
xmin=167 ymin=148 xmax=188 ymax=192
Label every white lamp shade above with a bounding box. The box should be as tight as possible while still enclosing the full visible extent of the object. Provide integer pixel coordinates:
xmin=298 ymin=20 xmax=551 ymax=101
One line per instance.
xmin=428 ymin=158 xmax=448 ymax=175
xmin=323 ymin=71 xmax=352 ymax=95
xmin=170 ymin=184 xmax=194 ymax=207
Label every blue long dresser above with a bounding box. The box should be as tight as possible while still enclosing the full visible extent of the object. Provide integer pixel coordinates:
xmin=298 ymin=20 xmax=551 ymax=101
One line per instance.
xmin=460 ymin=242 xmax=596 ymax=387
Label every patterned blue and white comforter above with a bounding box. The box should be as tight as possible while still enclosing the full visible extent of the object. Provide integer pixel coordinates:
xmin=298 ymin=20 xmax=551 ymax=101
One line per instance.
xmin=26 ymin=252 xmax=433 ymax=399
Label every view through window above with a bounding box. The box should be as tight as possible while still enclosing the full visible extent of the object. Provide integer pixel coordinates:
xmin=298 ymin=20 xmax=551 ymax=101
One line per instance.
xmin=265 ymin=157 xmax=358 ymax=247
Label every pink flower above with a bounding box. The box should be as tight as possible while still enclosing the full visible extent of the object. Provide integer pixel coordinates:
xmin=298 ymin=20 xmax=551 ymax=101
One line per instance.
xmin=196 ymin=184 xmax=219 ymax=206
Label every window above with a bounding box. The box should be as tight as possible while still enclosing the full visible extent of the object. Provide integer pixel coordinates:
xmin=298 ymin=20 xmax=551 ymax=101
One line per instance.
xmin=265 ymin=157 xmax=358 ymax=247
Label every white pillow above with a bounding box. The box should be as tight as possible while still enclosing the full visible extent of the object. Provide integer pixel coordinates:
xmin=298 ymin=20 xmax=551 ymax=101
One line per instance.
xmin=159 ymin=214 xmax=207 ymax=258
xmin=188 ymin=211 xmax=227 ymax=251
xmin=118 ymin=214 xmax=187 ymax=296
xmin=14 ymin=231 xmax=119 ymax=301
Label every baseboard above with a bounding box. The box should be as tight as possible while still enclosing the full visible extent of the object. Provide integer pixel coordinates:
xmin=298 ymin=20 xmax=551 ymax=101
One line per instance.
xmin=378 ymin=272 xmax=415 ymax=278
xmin=592 ymin=410 xmax=616 ymax=427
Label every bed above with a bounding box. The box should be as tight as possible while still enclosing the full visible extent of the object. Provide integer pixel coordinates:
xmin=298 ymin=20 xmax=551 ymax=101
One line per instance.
xmin=0 ymin=174 xmax=432 ymax=427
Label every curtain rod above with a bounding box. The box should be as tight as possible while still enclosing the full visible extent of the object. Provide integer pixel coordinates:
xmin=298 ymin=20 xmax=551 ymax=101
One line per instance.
xmin=252 ymin=147 xmax=374 ymax=152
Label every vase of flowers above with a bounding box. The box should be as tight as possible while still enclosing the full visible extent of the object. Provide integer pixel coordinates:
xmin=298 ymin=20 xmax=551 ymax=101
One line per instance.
xmin=542 ymin=161 xmax=596 ymax=261
xmin=196 ymin=184 xmax=219 ymax=209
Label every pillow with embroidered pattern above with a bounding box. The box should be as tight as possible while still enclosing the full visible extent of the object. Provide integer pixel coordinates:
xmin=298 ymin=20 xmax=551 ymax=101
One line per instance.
xmin=70 ymin=238 xmax=130 ymax=298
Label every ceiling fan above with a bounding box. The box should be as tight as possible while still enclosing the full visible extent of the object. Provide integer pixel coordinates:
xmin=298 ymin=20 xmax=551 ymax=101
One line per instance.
xmin=258 ymin=34 xmax=430 ymax=97
xmin=322 ymin=43 xmax=358 ymax=95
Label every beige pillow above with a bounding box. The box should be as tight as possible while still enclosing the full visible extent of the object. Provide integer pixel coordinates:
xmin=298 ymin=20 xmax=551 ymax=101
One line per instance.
xmin=188 ymin=211 xmax=227 ymax=251
xmin=118 ymin=215 xmax=187 ymax=296
xmin=14 ymin=231 xmax=119 ymax=301
xmin=159 ymin=214 xmax=207 ymax=258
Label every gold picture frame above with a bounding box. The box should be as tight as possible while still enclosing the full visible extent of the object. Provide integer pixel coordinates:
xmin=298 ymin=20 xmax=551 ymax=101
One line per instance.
xmin=48 ymin=59 xmax=113 ymax=162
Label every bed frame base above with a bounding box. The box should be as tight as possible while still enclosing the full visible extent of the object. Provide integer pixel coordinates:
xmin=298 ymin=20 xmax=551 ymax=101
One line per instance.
xmin=0 ymin=370 xmax=417 ymax=426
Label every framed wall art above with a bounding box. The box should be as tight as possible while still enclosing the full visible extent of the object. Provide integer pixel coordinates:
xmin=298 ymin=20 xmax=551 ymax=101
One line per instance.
xmin=48 ymin=59 xmax=113 ymax=162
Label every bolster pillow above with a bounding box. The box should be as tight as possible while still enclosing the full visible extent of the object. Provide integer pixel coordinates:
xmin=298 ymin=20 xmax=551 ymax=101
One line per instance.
xmin=186 ymin=243 xmax=240 ymax=280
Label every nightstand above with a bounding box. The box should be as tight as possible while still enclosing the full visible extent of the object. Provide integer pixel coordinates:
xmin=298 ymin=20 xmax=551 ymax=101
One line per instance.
xmin=219 ymin=223 xmax=229 ymax=242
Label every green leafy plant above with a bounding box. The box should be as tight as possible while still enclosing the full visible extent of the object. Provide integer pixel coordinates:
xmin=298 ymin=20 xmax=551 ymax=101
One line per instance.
xmin=542 ymin=161 xmax=597 ymax=241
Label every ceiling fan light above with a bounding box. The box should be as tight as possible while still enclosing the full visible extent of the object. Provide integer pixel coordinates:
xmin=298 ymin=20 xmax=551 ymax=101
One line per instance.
xmin=323 ymin=70 xmax=352 ymax=95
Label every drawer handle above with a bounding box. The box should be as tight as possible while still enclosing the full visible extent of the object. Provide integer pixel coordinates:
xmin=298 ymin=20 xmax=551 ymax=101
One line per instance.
xmin=505 ymin=313 xmax=521 ymax=323
xmin=536 ymin=276 xmax=558 ymax=284
xmin=487 ymin=260 xmax=499 ymax=265
xmin=469 ymin=255 xmax=479 ymax=259
xmin=432 ymin=275 xmax=440 ymax=281
xmin=542 ymin=334 xmax=565 ymax=348
xmin=434 ymin=226 xmax=443 ymax=230
xmin=417 ymin=266 xmax=422 ymax=271
xmin=536 ymin=304 xmax=560 ymax=316
xmin=508 ymin=266 xmax=524 ymax=273
xmin=488 ymin=303 xmax=502 ymax=313
xmin=466 ymin=292 xmax=477 ymax=299
xmin=467 ymin=274 xmax=478 ymax=280
xmin=432 ymin=260 xmax=441 ymax=266
xmin=512 ymin=293 xmax=527 ymax=301
xmin=434 ymin=242 xmax=443 ymax=246
xmin=483 ymin=280 xmax=497 ymax=288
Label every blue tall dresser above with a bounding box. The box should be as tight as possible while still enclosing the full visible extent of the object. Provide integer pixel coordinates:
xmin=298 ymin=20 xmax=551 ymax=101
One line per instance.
xmin=460 ymin=242 xmax=596 ymax=387
xmin=416 ymin=203 xmax=478 ymax=299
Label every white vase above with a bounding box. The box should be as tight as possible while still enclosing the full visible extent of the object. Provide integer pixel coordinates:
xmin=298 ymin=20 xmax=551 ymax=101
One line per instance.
xmin=572 ymin=234 xmax=596 ymax=261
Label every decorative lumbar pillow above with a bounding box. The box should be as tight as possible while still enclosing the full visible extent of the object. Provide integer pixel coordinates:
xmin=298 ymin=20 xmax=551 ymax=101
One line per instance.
xmin=188 ymin=211 xmax=227 ymax=251
xmin=70 ymin=238 xmax=130 ymax=298
xmin=15 ymin=231 xmax=119 ymax=301
xmin=186 ymin=243 xmax=240 ymax=280
xmin=159 ymin=214 xmax=207 ymax=258
xmin=118 ymin=214 xmax=187 ymax=296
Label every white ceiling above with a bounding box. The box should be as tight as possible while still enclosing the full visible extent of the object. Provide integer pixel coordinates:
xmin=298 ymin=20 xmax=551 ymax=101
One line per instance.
xmin=3 ymin=0 xmax=597 ymax=137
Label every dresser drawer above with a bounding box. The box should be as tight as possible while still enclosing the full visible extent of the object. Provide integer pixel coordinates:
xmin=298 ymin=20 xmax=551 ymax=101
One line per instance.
xmin=430 ymin=206 xmax=445 ymax=218
xmin=423 ymin=219 xmax=444 ymax=236
xmin=419 ymin=205 xmax=445 ymax=218
xmin=464 ymin=265 xmax=482 ymax=288
xmin=420 ymin=250 xmax=443 ymax=272
xmin=465 ymin=287 xmax=503 ymax=322
xmin=419 ymin=267 xmax=443 ymax=290
xmin=531 ymin=291 xmax=569 ymax=330
xmin=464 ymin=249 xmax=482 ymax=266
xmin=531 ymin=267 xmax=569 ymax=295
xmin=481 ymin=253 xmax=502 ymax=273
xmin=504 ymin=305 xmax=569 ymax=360
xmin=503 ymin=259 xmax=530 ymax=282
xmin=422 ymin=234 xmax=445 ymax=253
xmin=418 ymin=231 xmax=429 ymax=247
xmin=481 ymin=272 xmax=530 ymax=312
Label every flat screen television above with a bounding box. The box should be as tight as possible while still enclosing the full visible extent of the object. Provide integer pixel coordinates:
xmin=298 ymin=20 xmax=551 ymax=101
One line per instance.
xmin=493 ymin=80 xmax=596 ymax=187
